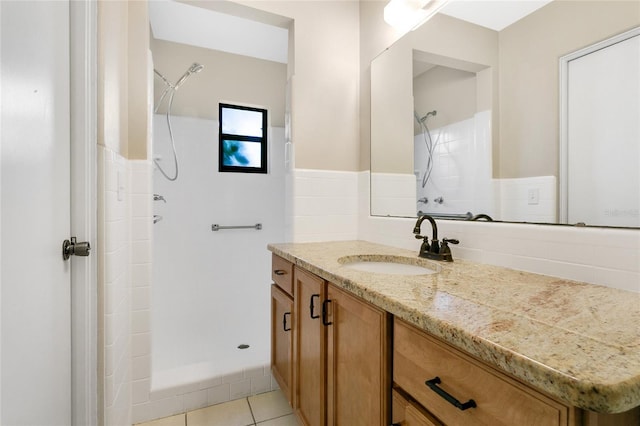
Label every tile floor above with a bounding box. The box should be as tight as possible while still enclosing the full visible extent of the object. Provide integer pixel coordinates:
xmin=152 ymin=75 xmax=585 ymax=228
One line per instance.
xmin=135 ymin=390 xmax=300 ymax=426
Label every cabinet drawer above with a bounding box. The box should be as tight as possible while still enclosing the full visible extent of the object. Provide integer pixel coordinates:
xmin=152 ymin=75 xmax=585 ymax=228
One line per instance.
xmin=272 ymin=254 xmax=294 ymax=297
xmin=393 ymin=389 xmax=442 ymax=426
xmin=394 ymin=319 xmax=570 ymax=426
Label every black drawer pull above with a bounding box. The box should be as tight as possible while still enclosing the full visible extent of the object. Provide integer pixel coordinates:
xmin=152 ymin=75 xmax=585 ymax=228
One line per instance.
xmin=283 ymin=312 xmax=291 ymax=332
xmin=309 ymin=294 xmax=320 ymax=319
xmin=322 ymin=299 xmax=333 ymax=326
xmin=274 ymin=269 xmax=286 ymax=276
xmin=425 ymin=377 xmax=476 ymax=411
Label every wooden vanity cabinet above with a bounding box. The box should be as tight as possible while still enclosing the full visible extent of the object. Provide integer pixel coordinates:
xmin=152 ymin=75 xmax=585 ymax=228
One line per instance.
xmin=393 ymin=318 xmax=575 ymax=426
xmin=271 ymin=284 xmax=294 ymax=405
xmin=294 ymin=267 xmax=326 ymax=426
xmin=326 ymin=282 xmax=390 ymax=426
xmin=293 ymin=265 xmax=389 ymax=426
xmin=270 ymin=255 xmax=295 ymax=406
xmin=272 ymin=253 xmax=640 ymax=426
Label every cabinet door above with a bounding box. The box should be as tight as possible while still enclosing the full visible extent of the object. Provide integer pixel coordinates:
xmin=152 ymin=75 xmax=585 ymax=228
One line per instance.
xmin=294 ymin=267 xmax=326 ymax=426
xmin=271 ymin=284 xmax=294 ymax=406
xmin=326 ymin=284 xmax=389 ymax=426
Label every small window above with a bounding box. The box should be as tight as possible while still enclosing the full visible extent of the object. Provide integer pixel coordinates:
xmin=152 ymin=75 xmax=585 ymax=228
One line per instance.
xmin=219 ymin=103 xmax=268 ymax=173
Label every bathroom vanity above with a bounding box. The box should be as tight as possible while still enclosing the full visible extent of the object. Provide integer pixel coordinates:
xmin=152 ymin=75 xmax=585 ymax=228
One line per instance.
xmin=268 ymin=240 xmax=640 ymax=426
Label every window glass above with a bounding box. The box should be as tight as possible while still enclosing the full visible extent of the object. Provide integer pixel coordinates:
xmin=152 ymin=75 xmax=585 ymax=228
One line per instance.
xmin=221 ymin=140 xmax=263 ymax=168
xmin=221 ymin=107 xmax=263 ymax=137
xmin=218 ymin=103 xmax=268 ymax=174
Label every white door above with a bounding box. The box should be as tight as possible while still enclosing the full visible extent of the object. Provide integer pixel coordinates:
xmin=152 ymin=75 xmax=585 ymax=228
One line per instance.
xmin=565 ymin=31 xmax=640 ymax=227
xmin=1 ymin=1 xmax=72 ymax=424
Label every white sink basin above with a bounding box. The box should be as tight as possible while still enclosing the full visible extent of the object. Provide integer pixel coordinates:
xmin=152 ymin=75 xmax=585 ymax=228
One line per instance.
xmin=338 ymin=255 xmax=438 ymax=275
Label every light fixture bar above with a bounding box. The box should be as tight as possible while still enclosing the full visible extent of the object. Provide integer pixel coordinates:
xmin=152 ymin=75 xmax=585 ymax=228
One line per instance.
xmin=384 ymin=0 xmax=450 ymax=33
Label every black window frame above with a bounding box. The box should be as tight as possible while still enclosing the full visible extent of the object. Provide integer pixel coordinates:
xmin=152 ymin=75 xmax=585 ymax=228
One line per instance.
xmin=218 ymin=103 xmax=268 ymax=174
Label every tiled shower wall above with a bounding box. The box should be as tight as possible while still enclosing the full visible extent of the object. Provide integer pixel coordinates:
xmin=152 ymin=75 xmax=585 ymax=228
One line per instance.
xmin=130 ymin=118 xmax=285 ymax=424
xmin=415 ymin=111 xmax=494 ymax=219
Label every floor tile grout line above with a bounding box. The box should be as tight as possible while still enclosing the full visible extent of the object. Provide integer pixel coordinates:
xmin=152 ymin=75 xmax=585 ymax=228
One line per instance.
xmin=246 ymin=396 xmax=257 ymax=425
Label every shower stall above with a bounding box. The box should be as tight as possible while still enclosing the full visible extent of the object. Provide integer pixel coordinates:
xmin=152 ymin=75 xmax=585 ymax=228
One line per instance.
xmin=149 ymin=61 xmax=286 ymax=401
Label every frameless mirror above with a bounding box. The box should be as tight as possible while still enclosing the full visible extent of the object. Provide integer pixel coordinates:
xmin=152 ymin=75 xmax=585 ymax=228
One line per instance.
xmin=370 ymin=0 xmax=640 ymax=228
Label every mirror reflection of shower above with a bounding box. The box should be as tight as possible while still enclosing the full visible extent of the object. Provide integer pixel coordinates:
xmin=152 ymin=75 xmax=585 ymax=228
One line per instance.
xmin=153 ymin=62 xmax=205 ymax=181
xmin=414 ymin=109 xmax=439 ymax=188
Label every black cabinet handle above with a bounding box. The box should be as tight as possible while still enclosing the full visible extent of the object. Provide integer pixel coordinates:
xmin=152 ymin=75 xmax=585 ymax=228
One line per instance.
xmin=283 ymin=312 xmax=291 ymax=332
xmin=425 ymin=377 xmax=476 ymax=411
xmin=309 ymin=294 xmax=320 ymax=319
xmin=322 ymin=299 xmax=333 ymax=326
xmin=274 ymin=269 xmax=286 ymax=276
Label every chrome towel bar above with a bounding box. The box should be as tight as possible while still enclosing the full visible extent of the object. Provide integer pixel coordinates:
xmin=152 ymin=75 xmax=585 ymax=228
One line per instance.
xmin=211 ymin=223 xmax=262 ymax=231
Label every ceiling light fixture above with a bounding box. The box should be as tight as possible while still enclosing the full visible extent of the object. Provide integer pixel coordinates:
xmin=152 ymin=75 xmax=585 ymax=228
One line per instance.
xmin=384 ymin=0 xmax=450 ymax=33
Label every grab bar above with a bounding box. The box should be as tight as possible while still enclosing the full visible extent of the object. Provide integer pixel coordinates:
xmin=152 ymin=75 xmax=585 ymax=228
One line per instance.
xmin=211 ymin=223 xmax=262 ymax=232
xmin=418 ymin=212 xmax=473 ymax=220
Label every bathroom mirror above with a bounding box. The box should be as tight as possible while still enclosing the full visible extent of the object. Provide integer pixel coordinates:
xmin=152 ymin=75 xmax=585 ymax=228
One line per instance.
xmin=370 ymin=0 xmax=640 ymax=228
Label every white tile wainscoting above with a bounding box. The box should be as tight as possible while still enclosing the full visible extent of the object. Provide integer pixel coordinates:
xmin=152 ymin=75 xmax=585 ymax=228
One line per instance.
xmin=359 ymin=171 xmax=640 ymax=293
xmin=100 ymin=165 xmax=638 ymax=426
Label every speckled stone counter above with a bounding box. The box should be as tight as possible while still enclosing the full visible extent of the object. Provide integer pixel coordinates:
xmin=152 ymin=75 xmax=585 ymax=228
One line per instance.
xmin=268 ymin=240 xmax=640 ymax=414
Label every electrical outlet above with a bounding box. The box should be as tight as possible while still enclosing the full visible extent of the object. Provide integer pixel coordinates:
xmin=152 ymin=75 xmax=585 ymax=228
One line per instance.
xmin=527 ymin=188 xmax=539 ymax=205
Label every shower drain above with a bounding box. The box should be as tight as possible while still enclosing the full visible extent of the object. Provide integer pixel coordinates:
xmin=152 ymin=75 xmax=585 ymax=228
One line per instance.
xmin=237 ymin=344 xmax=250 ymax=350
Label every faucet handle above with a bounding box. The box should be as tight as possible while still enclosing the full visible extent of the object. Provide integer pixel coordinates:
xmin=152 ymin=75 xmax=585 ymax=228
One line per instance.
xmin=443 ymin=238 xmax=459 ymax=245
xmin=414 ymin=234 xmax=425 ymax=240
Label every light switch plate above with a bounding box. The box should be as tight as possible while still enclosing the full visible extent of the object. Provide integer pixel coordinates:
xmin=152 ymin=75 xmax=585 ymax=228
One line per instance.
xmin=117 ymin=170 xmax=125 ymax=201
xmin=527 ymin=188 xmax=539 ymax=205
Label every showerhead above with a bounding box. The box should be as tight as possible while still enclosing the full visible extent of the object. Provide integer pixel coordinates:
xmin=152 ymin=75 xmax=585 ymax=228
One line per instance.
xmin=415 ymin=110 xmax=437 ymax=123
xmin=175 ymin=62 xmax=204 ymax=89
xmin=189 ymin=63 xmax=204 ymax=73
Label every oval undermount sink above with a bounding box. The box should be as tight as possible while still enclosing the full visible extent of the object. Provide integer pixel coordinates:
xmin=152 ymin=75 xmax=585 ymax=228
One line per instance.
xmin=337 ymin=255 xmax=439 ymax=275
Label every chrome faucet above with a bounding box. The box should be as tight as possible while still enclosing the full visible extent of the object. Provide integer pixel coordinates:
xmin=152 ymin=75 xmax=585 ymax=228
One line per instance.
xmin=153 ymin=194 xmax=166 ymax=203
xmin=413 ymin=214 xmax=459 ymax=262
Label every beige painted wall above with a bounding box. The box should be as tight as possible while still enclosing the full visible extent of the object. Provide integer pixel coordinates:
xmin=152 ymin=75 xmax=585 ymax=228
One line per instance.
xmin=239 ymin=1 xmax=361 ymax=171
xmin=98 ymin=1 xmax=129 ymax=157
xmin=370 ymin=43 xmax=414 ymax=174
xmin=360 ymin=0 xmax=403 ymax=171
xmin=363 ymin=0 xmax=639 ymax=178
xmin=499 ymin=0 xmax=640 ymax=179
xmin=151 ymin=39 xmax=287 ymax=126
xmin=98 ymin=1 xmax=150 ymax=160
xmin=370 ymin=13 xmax=498 ymax=174
xmin=413 ymin=65 xmax=477 ymax=134
xmin=128 ymin=1 xmax=151 ymax=160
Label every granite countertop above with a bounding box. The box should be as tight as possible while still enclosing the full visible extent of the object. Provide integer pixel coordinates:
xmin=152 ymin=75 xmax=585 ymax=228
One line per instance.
xmin=267 ymin=240 xmax=640 ymax=414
